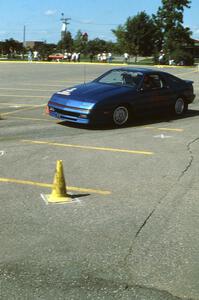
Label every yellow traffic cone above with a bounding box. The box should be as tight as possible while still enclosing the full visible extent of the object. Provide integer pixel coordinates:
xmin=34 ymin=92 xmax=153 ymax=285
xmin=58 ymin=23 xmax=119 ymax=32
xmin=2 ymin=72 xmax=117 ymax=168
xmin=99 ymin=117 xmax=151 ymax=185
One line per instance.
xmin=46 ymin=160 xmax=72 ymax=203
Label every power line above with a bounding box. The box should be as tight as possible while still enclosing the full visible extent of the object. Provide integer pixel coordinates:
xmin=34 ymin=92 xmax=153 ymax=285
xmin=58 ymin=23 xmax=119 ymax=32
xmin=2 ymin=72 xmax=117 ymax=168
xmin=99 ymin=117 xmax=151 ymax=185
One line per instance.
xmin=70 ymin=18 xmax=119 ymax=26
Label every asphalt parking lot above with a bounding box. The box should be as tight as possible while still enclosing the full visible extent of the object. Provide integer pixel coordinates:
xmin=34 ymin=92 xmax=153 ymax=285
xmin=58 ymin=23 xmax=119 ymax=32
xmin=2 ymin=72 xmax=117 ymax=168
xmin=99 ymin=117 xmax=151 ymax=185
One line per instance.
xmin=0 ymin=61 xmax=199 ymax=300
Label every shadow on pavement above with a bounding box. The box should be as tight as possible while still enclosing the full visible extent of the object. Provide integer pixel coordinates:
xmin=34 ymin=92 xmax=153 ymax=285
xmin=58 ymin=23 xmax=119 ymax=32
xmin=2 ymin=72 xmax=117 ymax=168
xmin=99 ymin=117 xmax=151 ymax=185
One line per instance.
xmin=57 ymin=109 xmax=199 ymax=131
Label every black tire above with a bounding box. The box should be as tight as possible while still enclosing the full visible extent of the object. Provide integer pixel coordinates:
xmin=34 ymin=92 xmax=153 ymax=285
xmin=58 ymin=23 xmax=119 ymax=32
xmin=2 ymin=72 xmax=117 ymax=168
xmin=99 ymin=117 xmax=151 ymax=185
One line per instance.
xmin=112 ymin=105 xmax=129 ymax=126
xmin=184 ymin=102 xmax=188 ymax=113
xmin=174 ymin=97 xmax=187 ymax=115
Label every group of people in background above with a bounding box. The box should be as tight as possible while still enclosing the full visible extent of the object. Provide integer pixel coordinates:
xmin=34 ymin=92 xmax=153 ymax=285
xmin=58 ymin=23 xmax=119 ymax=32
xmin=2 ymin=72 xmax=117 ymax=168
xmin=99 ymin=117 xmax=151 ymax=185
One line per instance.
xmin=28 ymin=50 xmax=39 ymax=62
xmin=63 ymin=52 xmax=81 ymax=62
xmin=96 ymin=52 xmax=130 ymax=64
xmin=158 ymin=50 xmax=184 ymax=66
xmin=27 ymin=49 xmax=131 ymax=64
xmin=96 ymin=52 xmax=112 ymax=63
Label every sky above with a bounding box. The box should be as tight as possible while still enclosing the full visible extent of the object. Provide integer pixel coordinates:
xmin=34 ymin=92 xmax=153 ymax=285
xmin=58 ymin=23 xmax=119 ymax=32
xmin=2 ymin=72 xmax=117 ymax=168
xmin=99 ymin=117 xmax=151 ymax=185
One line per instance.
xmin=0 ymin=0 xmax=199 ymax=43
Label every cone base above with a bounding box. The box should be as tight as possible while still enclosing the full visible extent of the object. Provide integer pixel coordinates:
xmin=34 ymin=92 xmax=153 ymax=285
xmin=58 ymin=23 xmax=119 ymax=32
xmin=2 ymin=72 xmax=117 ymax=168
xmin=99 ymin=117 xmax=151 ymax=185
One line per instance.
xmin=42 ymin=194 xmax=73 ymax=204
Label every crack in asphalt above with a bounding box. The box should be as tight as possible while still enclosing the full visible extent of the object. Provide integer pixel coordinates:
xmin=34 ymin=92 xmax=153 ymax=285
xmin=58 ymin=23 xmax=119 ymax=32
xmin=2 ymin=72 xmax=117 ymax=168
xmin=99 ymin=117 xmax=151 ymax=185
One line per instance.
xmin=122 ymin=137 xmax=199 ymax=299
xmin=135 ymin=209 xmax=155 ymax=238
xmin=130 ymin=136 xmax=199 ymax=241
xmin=123 ymin=283 xmax=193 ymax=300
xmin=123 ymin=189 xmax=172 ymax=268
xmin=178 ymin=137 xmax=199 ymax=181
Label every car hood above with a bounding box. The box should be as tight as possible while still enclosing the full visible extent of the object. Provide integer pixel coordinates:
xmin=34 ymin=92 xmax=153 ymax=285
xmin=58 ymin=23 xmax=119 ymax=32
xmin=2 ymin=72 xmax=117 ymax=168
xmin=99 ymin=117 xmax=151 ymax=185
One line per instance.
xmin=49 ymin=82 xmax=136 ymax=108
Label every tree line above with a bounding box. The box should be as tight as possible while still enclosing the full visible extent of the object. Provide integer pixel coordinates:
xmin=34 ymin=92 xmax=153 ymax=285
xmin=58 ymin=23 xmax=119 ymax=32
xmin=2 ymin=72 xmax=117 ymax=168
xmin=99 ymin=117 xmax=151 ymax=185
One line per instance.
xmin=113 ymin=0 xmax=194 ymax=65
xmin=0 ymin=0 xmax=195 ymax=65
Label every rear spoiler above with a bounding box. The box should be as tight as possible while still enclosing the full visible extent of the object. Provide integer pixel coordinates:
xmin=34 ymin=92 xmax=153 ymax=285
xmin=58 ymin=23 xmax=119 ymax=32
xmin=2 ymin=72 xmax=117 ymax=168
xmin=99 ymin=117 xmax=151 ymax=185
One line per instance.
xmin=184 ymin=80 xmax=194 ymax=84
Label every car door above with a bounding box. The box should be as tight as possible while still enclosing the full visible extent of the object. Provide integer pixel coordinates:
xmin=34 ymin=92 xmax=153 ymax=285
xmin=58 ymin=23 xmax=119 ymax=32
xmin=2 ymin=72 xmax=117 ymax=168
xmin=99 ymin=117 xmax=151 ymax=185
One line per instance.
xmin=149 ymin=74 xmax=174 ymax=111
xmin=135 ymin=74 xmax=173 ymax=114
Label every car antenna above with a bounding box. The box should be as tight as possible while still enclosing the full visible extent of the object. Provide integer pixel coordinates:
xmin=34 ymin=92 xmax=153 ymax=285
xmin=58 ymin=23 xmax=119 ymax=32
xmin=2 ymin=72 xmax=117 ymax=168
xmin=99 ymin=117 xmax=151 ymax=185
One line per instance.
xmin=83 ymin=64 xmax=86 ymax=84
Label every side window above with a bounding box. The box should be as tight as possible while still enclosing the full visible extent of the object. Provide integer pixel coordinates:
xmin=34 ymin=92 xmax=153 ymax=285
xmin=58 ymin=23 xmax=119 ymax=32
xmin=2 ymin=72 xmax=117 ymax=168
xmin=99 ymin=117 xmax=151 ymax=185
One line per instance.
xmin=142 ymin=74 xmax=165 ymax=90
xmin=151 ymin=75 xmax=163 ymax=89
xmin=167 ymin=74 xmax=182 ymax=87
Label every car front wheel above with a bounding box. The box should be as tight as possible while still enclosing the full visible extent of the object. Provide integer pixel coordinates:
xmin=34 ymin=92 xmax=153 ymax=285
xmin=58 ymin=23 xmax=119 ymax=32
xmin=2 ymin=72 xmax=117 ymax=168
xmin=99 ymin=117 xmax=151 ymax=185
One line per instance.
xmin=113 ymin=105 xmax=129 ymax=126
xmin=174 ymin=97 xmax=187 ymax=115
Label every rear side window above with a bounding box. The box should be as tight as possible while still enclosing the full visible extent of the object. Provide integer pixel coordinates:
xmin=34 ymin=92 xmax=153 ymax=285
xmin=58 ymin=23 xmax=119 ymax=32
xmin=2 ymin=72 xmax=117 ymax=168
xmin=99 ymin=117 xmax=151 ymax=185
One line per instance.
xmin=150 ymin=75 xmax=165 ymax=88
xmin=167 ymin=74 xmax=183 ymax=84
xmin=142 ymin=74 xmax=166 ymax=90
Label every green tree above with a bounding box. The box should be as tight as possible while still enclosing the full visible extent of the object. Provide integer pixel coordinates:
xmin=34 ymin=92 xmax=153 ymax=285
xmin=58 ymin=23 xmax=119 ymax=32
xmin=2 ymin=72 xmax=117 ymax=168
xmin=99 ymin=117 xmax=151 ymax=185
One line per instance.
xmin=154 ymin=0 xmax=193 ymax=64
xmin=57 ymin=31 xmax=73 ymax=52
xmin=73 ymin=30 xmax=84 ymax=52
xmin=113 ymin=12 xmax=157 ymax=60
xmin=112 ymin=25 xmax=127 ymax=54
xmin=86 ymin=38 xmax=108 ymax=55
xmin=3 ymin=38 xmax=23 ymax=57
xmin=34 ymin=42 xmax=56 ymax=60
xmin=73 ymin=30 xmax=89 ymax=54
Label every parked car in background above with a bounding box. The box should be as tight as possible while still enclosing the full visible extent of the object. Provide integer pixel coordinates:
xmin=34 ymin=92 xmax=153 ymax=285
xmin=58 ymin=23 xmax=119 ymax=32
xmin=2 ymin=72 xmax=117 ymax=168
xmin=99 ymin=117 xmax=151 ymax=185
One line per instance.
xmin=48 ymin=53 xmax=64 ymax=61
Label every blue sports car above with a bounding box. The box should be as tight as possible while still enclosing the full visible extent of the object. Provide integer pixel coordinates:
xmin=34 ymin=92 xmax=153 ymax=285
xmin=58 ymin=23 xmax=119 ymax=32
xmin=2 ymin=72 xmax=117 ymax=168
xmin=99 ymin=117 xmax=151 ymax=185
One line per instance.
xmin=47 ymin=67 xmax=195 ymax=126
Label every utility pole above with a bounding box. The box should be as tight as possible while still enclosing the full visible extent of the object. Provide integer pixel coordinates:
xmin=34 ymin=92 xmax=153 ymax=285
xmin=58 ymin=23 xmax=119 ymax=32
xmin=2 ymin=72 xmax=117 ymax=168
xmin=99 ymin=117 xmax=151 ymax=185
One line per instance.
xmin=22 ymin=25 xmax=26 ymax=60
xmin=23 ymin=25 xmax=26 ymax=47
xmin=60 ymin=13 xmax=71 ymax=40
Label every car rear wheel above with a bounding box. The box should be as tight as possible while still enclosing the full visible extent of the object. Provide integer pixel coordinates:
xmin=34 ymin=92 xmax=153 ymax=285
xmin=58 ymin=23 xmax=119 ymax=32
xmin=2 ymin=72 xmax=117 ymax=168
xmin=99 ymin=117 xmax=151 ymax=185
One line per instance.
xmin=113 ymin=105 xmax=129 ymax=126
xmin=174 ymin=97 xmax=187 ymax=115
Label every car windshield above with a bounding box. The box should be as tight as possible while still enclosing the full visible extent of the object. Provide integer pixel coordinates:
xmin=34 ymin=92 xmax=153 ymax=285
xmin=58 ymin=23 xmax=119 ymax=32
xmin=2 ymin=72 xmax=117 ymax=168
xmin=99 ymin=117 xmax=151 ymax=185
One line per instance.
xmin=96 ymin=69 xmax=144 ymax=88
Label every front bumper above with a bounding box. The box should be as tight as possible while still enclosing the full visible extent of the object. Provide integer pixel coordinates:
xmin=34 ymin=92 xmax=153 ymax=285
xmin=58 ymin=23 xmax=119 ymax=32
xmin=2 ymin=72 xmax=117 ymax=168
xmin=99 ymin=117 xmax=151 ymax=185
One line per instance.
xmin=48 ymin=106 xmax=91 ymax=124
xmin=47 ymin=102 xmax=111 ymax=125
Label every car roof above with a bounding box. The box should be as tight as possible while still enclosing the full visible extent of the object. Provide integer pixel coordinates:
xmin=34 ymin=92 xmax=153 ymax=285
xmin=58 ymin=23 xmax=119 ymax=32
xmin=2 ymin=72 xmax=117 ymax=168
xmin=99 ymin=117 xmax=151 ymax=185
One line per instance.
xmin=113 ymin=67 xmax=165 ymax=75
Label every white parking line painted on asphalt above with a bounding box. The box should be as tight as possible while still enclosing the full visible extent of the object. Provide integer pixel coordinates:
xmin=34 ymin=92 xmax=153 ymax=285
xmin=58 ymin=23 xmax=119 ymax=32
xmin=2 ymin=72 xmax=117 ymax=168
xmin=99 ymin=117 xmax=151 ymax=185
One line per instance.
xmin=144 ymin=126 xmax=184 ymax=132
xmin=154 ymin=134 xmax=172 ymax=139
xmin=9 ymin=105 xmax=22 ymax=108
xmin=0 ymin=151 xmax=5 ymax=156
